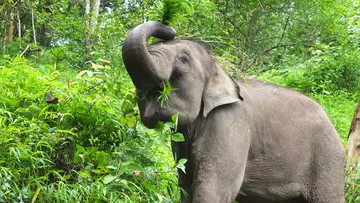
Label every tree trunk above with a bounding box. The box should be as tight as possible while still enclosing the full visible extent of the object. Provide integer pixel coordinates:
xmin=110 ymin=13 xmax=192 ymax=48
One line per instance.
xmin=84 ymin=0 xmax=100 ymax=55
xmin=84 ymin=0 xmax=91 ymax=53
xmin=3 ymin=10 xmax=7 ymax=55
xmin=17 ymin=9 xmax=21 ymax=49
xmin=91 ymin=0 xmax=100 ymax=31
xmin=85 ymin=0 xmax=90 ymax=20
xmin=31 ymin=3 xmax=37 ymax=44
xmin=346 ymin=99 xmax=360 ymax=172
xmin=7 ymin=9 xmax=14 ymax=44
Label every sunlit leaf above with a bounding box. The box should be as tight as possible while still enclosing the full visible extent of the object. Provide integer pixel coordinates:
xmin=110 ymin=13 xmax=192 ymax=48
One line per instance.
xmin=103 ymin=174 xmax=116 ymax=184
xmin=172 ymin=133 xmax=184 ymax=142
xmin=176 ymin=158 xmax=187 ymax=174
xmin=78 ymin=171 xmax=92 ymax=178
xmin=76 ymin=145 xmax=85 ymax=153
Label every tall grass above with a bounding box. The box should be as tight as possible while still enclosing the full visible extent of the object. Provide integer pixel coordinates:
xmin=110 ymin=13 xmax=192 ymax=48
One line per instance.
xmin=0 ymin=56 xmax=179 ymax=202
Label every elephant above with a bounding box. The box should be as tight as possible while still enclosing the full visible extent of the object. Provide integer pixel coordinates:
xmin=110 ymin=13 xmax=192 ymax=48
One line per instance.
xmin=122 ymin=21 xmax=345 ymax=203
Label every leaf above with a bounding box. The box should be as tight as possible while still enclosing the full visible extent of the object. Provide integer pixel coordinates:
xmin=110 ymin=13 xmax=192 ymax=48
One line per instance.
xmin=95 ymin=151 xmax=111 ymax=167
xmin=57 ymin=129 xmax=78 ymax=136
xmin=157 ymin=80 xmax=178 ymax=107
xmin=171 ymin=113 xmax=179 ymax=131
xmin=77 ymin=171 xmax=92 ymax=178
xmin=31 ymin=187 xmax=41 ymax=203
xmin=76 ymin=70 xmax=88 ymax=79
xmin=155 ymin=121 xmax=165 ymax=131
xmin=106 ymin=165 xmax=117 ymax=170
xmin=164 ymin=122 xmax=174 ymax=129
xmin=97 ymin=59 xmax=111 ymax=64
xmin=120 ymin=179 xmax=128 ymax=186
xmin=76 ymin=144 xmax=85 ymax=153
xmin=171 ymin=113 xmax=178 ymax=123
xmin=63 ymin=174 xmax=71 ymax=180
xmin=172 ymin=133 xmax=184 ymax=142
xmin=86 ymin=70 xmax=94 ymax=77
xmin=120 ymin=117 xmax=127 ymax=125
xmin=103 ymin=174 xmax=116 ymax=184
xmin=91 ymin=62 xmax=110 ymax=69
xmin=74 ymin=154 xmax=84 ymax=163
xmin=176 ymin=158 xmax=187 ymax=174
xmin=127 ymin=118 xmax=135 ymax=128
xmin=119 ymin=162 xmax=142 ymax=175
xmin=157 ymin=193 xmax=167 ymax=201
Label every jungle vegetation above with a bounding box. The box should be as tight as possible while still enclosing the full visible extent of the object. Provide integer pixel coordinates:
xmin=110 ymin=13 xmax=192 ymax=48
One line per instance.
xmin=0 ymin=0 xmax=359 ymax=202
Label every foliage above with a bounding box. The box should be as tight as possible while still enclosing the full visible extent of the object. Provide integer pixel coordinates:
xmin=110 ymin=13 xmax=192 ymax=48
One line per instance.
xmin=0 ymin=56 xmax=179 ymax=202
xmin=157 ymin=80 xmax=178 ymax=107
xmin=161 ymin=0 xmax=194 ymax=25
xmin=345 ymin=164 xmax=360 ymax=203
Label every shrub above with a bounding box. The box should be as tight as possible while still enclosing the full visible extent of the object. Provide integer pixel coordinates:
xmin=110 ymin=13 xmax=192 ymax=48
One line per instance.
xmin=0 ymin=56 xmax=179 ymax=202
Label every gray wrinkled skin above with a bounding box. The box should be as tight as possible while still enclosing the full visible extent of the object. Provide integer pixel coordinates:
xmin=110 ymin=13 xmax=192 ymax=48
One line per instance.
xmin=122 ymin=22 xmax=345 ymax=203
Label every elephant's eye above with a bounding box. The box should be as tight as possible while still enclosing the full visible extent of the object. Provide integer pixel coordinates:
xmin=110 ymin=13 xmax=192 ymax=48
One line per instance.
xmin=179 ymin=54 xmax=189 ymax=63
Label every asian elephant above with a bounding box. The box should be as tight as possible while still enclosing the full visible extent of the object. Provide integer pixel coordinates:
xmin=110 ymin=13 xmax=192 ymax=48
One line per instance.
xmin=122 ymin=21 xmax=345 ymax=203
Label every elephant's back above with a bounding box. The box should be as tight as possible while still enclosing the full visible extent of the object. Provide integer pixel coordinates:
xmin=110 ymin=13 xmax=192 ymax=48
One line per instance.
xmin=235 ymin=78 xmax=344 ymax=201
xmin=235 ymin=78 xmax=325 ymax=121
xmin=236 ymin=78 xmax=343 ymax=160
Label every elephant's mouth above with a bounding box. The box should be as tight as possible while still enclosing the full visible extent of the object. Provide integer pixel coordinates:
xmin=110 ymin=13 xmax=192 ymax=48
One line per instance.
xmin=139 ymin=97 xmax=172 ymax=129
xmin=141 ymin=116 xmax=158 ymax=128
xmin=141 ymin=111 xmax=172 ymax=129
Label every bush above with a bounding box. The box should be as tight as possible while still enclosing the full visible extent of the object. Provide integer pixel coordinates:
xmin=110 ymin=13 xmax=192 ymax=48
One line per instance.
xmin=304 ymin=44 xmax=360 ymax=93
xmin=260 ymin=43 xmax=360 ymax=95
xmin=0 ymin=56 xmax=179 ymax=202
xmin=345 ymin=164 xmax=360 ymax=203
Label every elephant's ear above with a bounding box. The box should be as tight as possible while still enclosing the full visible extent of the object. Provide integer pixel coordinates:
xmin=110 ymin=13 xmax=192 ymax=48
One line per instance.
xmin=203 ymin=67 xmax=243 ymax=117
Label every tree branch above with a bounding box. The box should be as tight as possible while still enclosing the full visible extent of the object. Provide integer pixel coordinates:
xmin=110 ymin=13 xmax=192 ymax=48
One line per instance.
xmin=20 ymin=44 xmax=30 ymax=57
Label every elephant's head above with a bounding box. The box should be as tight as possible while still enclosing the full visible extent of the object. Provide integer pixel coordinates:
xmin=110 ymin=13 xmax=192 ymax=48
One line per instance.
xmin=122 ymin=21 xmax=243 ymax=128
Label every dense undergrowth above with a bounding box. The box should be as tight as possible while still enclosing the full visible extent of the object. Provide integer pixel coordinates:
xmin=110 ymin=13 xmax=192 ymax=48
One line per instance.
xmin=0 ymin=56 xmax=180 ymax=202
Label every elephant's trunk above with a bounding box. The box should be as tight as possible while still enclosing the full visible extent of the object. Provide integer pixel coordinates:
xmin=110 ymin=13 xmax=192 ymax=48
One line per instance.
xmin=122 ymin=21 xmax=176 ymax=89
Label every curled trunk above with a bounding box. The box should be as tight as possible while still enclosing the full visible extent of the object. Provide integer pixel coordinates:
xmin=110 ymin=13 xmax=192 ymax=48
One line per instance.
xmin=122 ymin=21 xmax=176 ymax=89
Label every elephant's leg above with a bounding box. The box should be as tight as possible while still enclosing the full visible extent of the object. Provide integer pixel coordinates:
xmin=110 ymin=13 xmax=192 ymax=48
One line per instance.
xmin=308 ymin=148 xmax=345 ymax=203
xmin=308 ymin=172 xmax=345 ymax=203
xmin=190 ymin=108 xmax=251 ymax=203
xmin=308 ymin=177 xmax=344 ymax=203
xmin=190 ymin=153 xmax=248 ymax=203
